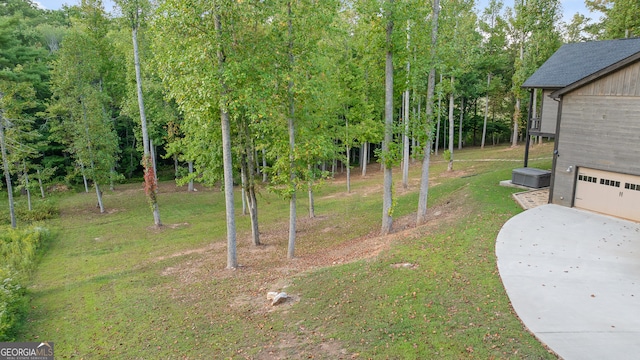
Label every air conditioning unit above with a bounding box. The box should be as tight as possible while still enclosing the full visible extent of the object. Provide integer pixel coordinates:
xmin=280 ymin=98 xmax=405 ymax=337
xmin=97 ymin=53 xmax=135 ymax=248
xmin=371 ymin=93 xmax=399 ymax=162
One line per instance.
xmin=512 ymin=168 xmax=551 ymax=188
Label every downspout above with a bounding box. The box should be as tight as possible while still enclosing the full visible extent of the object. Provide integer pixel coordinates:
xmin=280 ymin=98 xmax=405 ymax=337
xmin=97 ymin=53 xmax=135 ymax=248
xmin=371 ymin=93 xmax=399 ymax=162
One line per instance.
xmin=548 ymin=95 xmax=563 ymax=204
xmin=524 ymin=89 xmax=534 ymax=167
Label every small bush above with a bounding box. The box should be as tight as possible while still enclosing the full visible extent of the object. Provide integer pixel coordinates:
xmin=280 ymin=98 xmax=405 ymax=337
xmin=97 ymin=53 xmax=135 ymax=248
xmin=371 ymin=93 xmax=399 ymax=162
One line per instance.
xmin=0 ymin=269 xmax=27 ymax=341
xmin=0 ymin=226 xmax=50 ymax=340
xmin=16 ymin=199 xmax=59 ymax=222
xmin=0 ymin=198 xmax=58 ymax=226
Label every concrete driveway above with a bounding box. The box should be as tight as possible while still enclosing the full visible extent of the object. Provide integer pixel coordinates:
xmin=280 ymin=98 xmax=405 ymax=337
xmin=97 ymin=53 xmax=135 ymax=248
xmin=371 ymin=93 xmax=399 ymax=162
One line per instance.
xmin=496 ymin=204 xmax=640 ymax=359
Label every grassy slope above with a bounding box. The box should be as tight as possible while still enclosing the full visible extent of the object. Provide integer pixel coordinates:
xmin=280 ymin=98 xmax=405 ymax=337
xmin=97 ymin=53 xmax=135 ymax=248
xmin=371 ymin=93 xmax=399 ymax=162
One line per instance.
xmin=14 ymin=143 xmax=556 ymax=359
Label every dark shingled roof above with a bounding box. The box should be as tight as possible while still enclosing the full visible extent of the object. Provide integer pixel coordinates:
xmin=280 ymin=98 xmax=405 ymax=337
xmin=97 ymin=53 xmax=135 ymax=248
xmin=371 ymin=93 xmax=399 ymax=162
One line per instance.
xmin=522 ymin=37 xmax=640 ymax=89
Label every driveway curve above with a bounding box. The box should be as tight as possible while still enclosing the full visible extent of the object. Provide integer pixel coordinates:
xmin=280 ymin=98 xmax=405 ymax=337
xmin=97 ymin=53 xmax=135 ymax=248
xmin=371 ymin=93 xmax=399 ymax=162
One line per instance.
xmin=496 ymin=204 xmax=640 ymax=360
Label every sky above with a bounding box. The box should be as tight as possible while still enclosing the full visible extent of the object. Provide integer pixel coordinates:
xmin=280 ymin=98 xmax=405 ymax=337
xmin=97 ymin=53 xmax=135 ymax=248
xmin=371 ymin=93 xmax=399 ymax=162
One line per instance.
xmin=35 ymin=0 xmax=600 ymax=23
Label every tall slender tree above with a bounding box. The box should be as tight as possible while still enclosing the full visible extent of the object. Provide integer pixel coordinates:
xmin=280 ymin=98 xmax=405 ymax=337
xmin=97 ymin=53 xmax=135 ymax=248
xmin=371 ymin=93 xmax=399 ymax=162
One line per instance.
xmin=381 ymin=0 xmax=395 ymax=235
xmin=115 ymin=0 xmax=161 ymax=227
xmin=417 ymin=0 xmax=440 ymax=225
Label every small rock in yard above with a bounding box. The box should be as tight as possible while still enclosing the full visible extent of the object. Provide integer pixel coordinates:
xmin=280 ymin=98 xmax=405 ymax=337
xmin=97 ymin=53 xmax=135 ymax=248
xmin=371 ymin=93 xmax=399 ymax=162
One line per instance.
xmin=267 ymin=291 xmax=289 ymax=306
xmin=271 ymin=292 xmax=288 ymax=306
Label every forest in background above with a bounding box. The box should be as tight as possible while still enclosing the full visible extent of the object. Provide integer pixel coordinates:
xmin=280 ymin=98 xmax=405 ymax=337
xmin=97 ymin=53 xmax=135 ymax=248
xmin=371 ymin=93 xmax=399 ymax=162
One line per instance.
xmin=1 ymin=0 xmax=639 ymax=263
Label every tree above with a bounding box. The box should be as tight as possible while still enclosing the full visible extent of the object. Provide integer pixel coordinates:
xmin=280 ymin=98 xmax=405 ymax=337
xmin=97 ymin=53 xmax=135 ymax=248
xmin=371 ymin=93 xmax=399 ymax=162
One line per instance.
xmin=586 ymin=0 xmax=640 ymax=39
xmin=381 ymin=0 xmax=395 ymax=235
xmin=508 ymin=0 xmax=562 ymax=147
xmin=49 ymin=15 xmax=120 ymax=214
xmin=115 ymin=0 xmax=161 ymax=227
xmin=417 ymin=0 xmax=440 ymax=225
xmin=152 ymin=0 xmax=246 ymax=268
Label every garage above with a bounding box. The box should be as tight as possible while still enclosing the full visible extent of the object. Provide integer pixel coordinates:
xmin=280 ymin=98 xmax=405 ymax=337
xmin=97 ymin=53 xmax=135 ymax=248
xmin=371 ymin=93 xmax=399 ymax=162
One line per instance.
xmin=574 ymin=167 xmax=640 ymax=222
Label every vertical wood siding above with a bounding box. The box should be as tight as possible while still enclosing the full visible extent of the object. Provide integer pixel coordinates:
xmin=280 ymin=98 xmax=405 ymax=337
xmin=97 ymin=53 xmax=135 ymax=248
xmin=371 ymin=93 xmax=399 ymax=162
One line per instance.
xmin=541 ymin=89 xmax=559 ymax=134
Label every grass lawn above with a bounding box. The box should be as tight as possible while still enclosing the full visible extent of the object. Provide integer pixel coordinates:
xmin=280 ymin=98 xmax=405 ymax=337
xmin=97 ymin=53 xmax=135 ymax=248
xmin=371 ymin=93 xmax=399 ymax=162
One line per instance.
xmin=10 ymin=142 xmax=558 ymax=359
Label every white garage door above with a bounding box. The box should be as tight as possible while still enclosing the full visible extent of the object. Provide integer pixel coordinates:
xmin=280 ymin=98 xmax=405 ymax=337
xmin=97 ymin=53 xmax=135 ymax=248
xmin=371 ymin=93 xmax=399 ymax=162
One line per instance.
xmin=574 ymin=167 xmax=640 ymax=222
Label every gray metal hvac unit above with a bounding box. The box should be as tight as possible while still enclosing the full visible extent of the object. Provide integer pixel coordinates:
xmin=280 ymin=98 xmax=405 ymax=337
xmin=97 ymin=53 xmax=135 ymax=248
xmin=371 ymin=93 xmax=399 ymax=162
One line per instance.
xmin=512 ymin=168 xmax=551 ymax=188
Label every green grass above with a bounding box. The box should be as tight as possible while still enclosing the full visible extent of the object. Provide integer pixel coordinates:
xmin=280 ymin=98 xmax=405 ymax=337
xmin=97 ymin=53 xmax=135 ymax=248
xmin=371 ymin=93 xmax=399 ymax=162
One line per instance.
xmin=7 ymin=143 xmax=557 ymax=359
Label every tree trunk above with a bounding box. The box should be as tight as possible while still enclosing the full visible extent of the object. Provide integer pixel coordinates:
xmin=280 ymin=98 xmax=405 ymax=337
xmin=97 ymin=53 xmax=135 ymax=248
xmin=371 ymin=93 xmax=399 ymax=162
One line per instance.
xmin=481 ymin=73 xmax=490 ymax=149
xmin=417 ymin=0 xmax=439 ymax=225
xmin=214 ymin=11 xmax=237 ymax=269
xmin=242 ymin=151 xmax=260 ymax=246
xmin=241 ymin=165 xmax=248 ymax=216
xmin=346 ymin=144 xmax=351 ymax=193
xmin=188 ymin=161 xmax=194 ymax=191
xmin=435 ymin=74 xmax=442 ymax=155
xmin=361 ymin=141 xmax=368 ymax=177
xmin=0 ymin=114 xmax=16 ymax=228
xmin=287 ymin=0 xmax=297 ymax=259
xmin=23 ymin=163 xmax=32 ymax=211
xmin=37 ymin=169 xmax=45 ymax=198
xmin=332 ymin=156 xmax=336 ymax=177
xmin=512 ymin=39 xmax=524 ymax=148
xmin=402 ymin=21 xmax=410 ymax=190
xmin=132 ymin=21 xmax=161 ymax=227
xmin=247 ymin=184 xmax=260 ymax=246
xmin=381 ymin=0 xmax=394 ymax=236
xmin=402 ymin=90 xmax=410 ymax=189
xmin=95 ymin=182 xmax=104 ymax=213
xmin=150 ymin=138 xmax=158 ymax=182
xmin=448 ymin=77 xmax=455 ymax=171
xmin=174 ymin=154 xmax=179 ymax=178
xmin=262 ymin=148 xmax=267 ymax=182
xmin=458 ymin=97 xmax=464 ymax=150
xmin=308 ymin=164 xmax=315 ymax=218
xmin=81 ymin=162 xmax=89 ymax=193
xmin=512 ymin=98 xmax=520 ymax=147
xmin=110 ymin=167 xmax=115 ymax=191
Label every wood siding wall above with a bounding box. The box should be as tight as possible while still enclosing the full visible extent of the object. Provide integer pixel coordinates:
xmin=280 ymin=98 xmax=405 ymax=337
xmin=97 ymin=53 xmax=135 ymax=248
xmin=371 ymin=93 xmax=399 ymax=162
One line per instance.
xmin=540 ymin=89 xmax=559 ymax=134
xmin=573 ymin=61 xmax=640 ymax=97
xmin=552 ymin=63 xmax=640 ymax=206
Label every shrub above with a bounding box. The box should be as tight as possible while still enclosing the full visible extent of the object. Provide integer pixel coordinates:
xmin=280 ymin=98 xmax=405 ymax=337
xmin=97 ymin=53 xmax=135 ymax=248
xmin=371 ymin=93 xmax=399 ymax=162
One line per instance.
xmin=0 ymin=226 xmax=50 ymax=340
xmin=0 ymin=198 xmax=58 ymax=226
xmin=0 ymin=269 xmax=27 ymax=341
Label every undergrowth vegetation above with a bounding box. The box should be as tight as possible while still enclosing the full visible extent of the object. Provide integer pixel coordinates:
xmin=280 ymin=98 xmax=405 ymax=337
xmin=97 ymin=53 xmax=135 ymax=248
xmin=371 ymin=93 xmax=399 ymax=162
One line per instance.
xmin=0 ymin=198 xmax=59 ymax=225
xmin=0 ymin=225 xmax=51 ymax=340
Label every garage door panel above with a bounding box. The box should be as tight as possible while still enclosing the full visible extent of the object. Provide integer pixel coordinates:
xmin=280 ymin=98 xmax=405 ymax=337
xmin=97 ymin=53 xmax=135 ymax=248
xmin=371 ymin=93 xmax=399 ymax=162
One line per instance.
xmin=574 ymin=168 xmax=640 ymax=222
